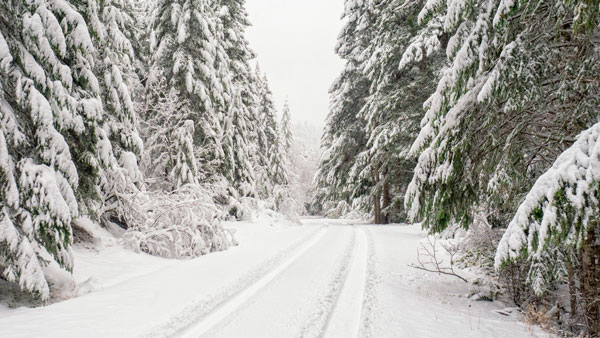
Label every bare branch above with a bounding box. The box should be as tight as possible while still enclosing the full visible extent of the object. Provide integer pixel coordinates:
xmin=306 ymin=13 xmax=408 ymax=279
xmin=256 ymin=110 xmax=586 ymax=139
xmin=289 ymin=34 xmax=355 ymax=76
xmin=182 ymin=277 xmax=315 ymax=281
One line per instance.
xmin=409 ymin=236 xmax=468 ymax=283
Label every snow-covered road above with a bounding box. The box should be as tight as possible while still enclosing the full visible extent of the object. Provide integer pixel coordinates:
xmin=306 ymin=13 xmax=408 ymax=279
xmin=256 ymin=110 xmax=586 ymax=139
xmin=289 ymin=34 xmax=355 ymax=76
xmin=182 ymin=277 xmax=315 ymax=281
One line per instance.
xmin=0 ymin=219 xmax=542 ymax=338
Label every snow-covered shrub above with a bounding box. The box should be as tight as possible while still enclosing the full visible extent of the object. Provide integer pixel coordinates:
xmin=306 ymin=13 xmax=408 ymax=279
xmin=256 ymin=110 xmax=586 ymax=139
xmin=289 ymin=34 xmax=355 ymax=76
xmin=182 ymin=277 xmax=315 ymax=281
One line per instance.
xmin=455 ymin=214 xmax=504 ymax=274
xmin=341 ymin=208 xmax=371 ymax=222
xmin=226 ymin=196 xmax=260 ymax=222
xmin=497 ymin=259 xmax=531 ymax=305
xmin=469 ymin=277 xmax=501 ymax=302
xmin=122 ymin=184 xmax=236 ymax=259
xmin=203 ymin=178 xmax=255 ymax=221
xmin=258 ymin=185 xmax=301 ymax=222
xmin=323 ymin=200 xmax=350 ymax=219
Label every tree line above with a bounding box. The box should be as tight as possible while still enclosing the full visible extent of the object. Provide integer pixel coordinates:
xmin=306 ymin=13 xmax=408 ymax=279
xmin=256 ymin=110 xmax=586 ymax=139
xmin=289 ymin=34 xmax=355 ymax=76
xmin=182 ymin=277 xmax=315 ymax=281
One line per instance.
xmin=0 ymin=0 xmax=294 ymax=302
xmin=315 ymin=0 xmax=599 ymax=335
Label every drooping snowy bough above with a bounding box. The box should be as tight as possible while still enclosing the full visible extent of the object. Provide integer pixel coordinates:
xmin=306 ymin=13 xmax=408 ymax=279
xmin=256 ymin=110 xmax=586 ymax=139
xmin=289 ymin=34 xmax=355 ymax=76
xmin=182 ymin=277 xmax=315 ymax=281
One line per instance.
xmin=495 ymin=122 xmax=600 ymax=332
xmin=495 ymin=121 xmax=600 ymax=269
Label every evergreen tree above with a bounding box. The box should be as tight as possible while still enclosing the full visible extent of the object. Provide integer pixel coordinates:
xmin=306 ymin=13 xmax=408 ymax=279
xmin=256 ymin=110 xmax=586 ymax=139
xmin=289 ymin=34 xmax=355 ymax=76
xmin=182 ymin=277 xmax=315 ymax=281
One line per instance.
xmin=147 ymin=0 xmax=229 ymax=187
xmin=280 ymin=99 xmax=293 ymax=154
xmin=172 ymin=120 xmax=199 ymax=188
xmin=0 ymin=28 xmax=50 ymax=301
xmin=214 ymin=0 xmax=257 ymax=196
xmin=496 ymin=121 xmax=600 ymax=335
xmin=84 ymin=0 xmax=145 ymax=226
xmin=254 ymin=66 xmax=287 ymax=197
xmin=405 ymin=0 xmax=600 ymax=233
xmin=221 ymin=89 xmax=256 ymax=196
xmin=314 ymin=0 xmax=372 ymax=217
xmin=280 ymin=100 xmax=294 ymax=154
xmin=0 ymin=0 xmax=106 ymax=299
xmin=344 ymin=0 xmax=446 ymax=223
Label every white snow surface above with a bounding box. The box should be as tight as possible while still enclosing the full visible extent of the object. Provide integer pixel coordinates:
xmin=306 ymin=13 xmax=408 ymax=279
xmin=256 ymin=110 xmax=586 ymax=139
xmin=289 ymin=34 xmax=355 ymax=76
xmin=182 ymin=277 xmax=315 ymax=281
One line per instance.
xmin=0 ymin=219 xmax=543 ymax=338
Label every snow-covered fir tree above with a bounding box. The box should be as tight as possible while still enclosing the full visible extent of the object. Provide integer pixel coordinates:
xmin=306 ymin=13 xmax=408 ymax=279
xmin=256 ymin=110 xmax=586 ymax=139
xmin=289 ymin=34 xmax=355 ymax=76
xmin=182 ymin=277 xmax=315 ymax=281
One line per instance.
xmin=342 ymin=0 xmax=446 ymax=223
xmin=405 ymin=0 xmax=600 ymax=233
xmin=84 ymin=0 xmax=145 ymax=226
xmin=253 ymin=65 xmax=288 ymax=197
xmin=280 ymin=99 xmax=293 ymax=154
xmin=147 ymin=0 xmax=229 ymax=187
xmin=314 ymin=0 xmax=372 ymax=218
xmin=214 ymin=0 xmax=257 ymax=197
xmin=496 ymin=121 xmax=600 ymax=335
xmin=0 ymin=0 xmax=109 ymax=299
xmin=171 ymin=120 xmax=200 ymax=188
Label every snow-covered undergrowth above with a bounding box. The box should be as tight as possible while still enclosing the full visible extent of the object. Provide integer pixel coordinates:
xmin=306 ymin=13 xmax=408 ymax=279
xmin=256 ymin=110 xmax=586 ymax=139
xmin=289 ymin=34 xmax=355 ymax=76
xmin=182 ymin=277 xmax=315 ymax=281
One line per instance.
xmin=114 ymin=180 xmax=303 ymax=261
xmin=121 ymin=184 xmax=237 ymax=259
xmin=368 ymin=225 xmax=543 ymax=338
xmin=0 ymin=219 xmax=317 ymax=338
xmin=321 ymin=200 xmax=370 ymax=221
xmin=423 ymin=218 xmax=506 ymax=302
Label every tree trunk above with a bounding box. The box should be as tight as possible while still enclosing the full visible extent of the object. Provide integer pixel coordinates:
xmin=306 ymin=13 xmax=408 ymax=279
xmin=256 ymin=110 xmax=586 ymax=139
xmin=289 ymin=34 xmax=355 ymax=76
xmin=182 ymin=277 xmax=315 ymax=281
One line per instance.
xmin=568 ymin=258 xmax=577 ymax=317
xmin=381 ymin=181 xmax=390 ymax=224
xmin=372 ymin=168 xmax=384 ymax=224
xmin=581 ymin=226 xmax=599 ymax=336
xmin=373 ymin=191 xmax=381 ymax=224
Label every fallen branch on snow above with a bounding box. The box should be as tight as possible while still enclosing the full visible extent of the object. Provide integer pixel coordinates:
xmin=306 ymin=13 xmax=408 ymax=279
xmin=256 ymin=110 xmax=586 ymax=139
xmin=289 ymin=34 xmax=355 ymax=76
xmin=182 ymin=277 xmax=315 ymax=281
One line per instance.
xmin=409 ymin=236 xmax=468 ymax=283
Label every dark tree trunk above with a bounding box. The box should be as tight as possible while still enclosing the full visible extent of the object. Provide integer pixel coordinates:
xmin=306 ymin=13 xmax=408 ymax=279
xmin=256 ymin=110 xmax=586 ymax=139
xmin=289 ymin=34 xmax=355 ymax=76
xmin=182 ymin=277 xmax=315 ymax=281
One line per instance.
xmin=373 ymin=191 xmax=382 ymax=224
xmin=581 ymin=226 xmax=600 ymax=336
xmin=568 ymin=258 xmax=577 ymax=317
xmin=381 ymin=181 xmax=390 ymax=224
xmin=371 ymin=168 xmax=384 ymax=224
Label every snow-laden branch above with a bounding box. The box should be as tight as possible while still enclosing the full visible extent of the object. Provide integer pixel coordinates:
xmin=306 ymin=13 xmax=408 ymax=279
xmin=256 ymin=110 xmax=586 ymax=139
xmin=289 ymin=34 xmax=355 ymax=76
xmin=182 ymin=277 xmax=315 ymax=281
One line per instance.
xmin=495 ymin=121 xmax=600 ymax=270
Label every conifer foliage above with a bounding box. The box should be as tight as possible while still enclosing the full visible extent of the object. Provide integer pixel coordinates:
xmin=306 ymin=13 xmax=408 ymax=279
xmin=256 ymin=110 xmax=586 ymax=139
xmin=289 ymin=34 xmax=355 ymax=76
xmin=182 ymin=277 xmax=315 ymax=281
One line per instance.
xmin=280 ymin=100 xmax=293 ymax=154
xmin=0 ymin=0 xmax=289 ymax=301
xmin=314 ymin=0 xmax=372 ymax=218
xmin=315 ymin=0 xmax=445 ymax=223
xmin=0 ymin=0 xmax=106 ymax=300
xmin=317 ymin=0 xmax=599 ymax=334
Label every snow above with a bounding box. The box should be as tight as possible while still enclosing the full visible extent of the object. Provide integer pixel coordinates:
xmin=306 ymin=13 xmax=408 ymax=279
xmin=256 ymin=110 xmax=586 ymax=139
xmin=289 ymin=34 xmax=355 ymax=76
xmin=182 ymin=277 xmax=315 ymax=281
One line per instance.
xmin=119 ymin=151 xmax=143 ymax=183
xmin=418 ymin=0 xmax=445 ymax=24
xmin=323 ymin=227 xmax=368 ymax=338
xmin=365 ymin=224 xmax=543 ymax=338
xmin=445 ymin=0 xmax=470 ymax=30
xmin=0 ymin=219 xmax=543 ymax=338
xmin=178 ymin=227 xmax=327 ymax=338
xmin=0 ymin=32 xmax=12 ymax=68
xmin=495 ymin=121 xmax=600 ymax=271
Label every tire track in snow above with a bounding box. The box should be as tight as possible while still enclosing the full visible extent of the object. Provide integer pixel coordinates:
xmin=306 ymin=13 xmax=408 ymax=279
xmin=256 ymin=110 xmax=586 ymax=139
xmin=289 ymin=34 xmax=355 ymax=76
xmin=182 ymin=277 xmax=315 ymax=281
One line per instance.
xmin=174 ymin=226 xmax=329 ymax=338
xmin=137 ymin=226 xmax=328 ymax=338
xmin=357 ymin=226 xmax=381 ymax=338
xmin=321 ymin=226 xmax=369 ymax=338
xmin=295 ymin=226 xmax=357 ymax=338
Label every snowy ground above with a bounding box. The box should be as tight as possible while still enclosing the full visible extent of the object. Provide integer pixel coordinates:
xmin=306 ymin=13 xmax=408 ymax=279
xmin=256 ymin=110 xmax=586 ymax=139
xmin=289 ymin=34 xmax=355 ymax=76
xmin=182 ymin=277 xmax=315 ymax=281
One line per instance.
xmin=0 ymin=219 xmax=543 ymax=338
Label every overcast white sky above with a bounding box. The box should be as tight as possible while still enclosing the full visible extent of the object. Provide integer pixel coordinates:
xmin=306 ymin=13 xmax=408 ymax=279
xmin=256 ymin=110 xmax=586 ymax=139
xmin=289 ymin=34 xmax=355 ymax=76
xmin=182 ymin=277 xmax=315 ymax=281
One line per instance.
xmin=245 ymin=0 xmax=346 ymax=127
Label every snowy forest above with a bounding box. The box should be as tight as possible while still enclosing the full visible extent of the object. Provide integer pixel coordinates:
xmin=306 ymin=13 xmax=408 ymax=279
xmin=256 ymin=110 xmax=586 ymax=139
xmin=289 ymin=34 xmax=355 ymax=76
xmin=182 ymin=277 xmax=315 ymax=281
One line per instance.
xmin=315 ymin=0 xmax=600 ymax=335
xmin=0 ymin=0 xmax=599 ymax=337
xmin=0 ymin=0 xmax=303 ymax=300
